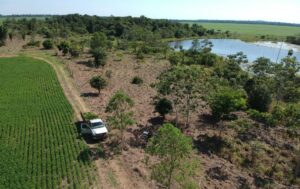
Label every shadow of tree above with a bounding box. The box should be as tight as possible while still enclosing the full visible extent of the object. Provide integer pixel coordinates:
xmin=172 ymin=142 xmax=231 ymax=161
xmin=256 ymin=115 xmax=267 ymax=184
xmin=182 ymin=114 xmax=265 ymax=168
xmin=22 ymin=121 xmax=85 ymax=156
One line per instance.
xmin=147 ymin=116 xmax=164 ymax=126
xmin=193 ymin=134 xmax=230 ymax=155
xmin=198 ymin=113 xmax=219 ymax=125
xmin=80 ymin=92 xmax=99 ymax=97
xmin=77 ymin=60 xmax=95 ymax=68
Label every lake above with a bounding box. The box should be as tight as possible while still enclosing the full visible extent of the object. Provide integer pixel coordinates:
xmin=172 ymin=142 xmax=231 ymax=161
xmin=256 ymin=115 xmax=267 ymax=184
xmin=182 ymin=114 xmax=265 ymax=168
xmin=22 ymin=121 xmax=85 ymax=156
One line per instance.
xmin=169 ymin=39 xmax=300 ymax=62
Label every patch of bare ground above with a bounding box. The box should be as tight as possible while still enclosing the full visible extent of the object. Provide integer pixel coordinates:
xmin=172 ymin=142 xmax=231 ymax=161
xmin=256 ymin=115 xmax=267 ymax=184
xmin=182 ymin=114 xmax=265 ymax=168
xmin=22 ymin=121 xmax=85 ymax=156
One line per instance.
xmin=68 ymin=52 xmax=170 ymax=126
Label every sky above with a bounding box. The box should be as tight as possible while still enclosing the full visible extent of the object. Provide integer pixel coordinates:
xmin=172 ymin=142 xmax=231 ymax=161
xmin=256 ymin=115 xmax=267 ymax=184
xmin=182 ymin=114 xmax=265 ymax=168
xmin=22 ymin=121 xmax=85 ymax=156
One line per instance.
xmin=1 ymin=0 xmax=300 ymax=23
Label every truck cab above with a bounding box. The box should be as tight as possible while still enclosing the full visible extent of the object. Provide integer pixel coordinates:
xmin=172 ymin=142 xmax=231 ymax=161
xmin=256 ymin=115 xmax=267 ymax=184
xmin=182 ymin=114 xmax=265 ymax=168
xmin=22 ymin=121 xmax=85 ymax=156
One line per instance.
xmin=81 ymin=118 xmax=108 ymax=140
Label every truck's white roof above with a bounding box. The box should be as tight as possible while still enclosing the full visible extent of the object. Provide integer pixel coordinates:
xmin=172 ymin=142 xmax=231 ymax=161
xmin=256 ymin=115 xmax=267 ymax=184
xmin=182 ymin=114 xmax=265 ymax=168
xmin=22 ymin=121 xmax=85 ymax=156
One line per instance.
xmin=90 ymin=119 xmax=103 ymax=123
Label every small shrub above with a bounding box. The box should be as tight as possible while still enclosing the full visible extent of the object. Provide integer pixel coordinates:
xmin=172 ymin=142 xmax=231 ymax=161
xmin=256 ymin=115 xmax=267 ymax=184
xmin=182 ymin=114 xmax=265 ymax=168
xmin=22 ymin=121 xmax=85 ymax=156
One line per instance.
xmin=113 ymin=53 xmax=123 ymax=61
xmin=90 ymin=76 xmax=107 ymax=94
xmin=131 ymin=76 xmax=143 ymax=85
xmin=69 ymin=44 xmax=81 ymax=57
xmin=136 ymin=49 xmax=144 ymax=60
xmin=42 ymin=39 xmax=53 ymax=49
xmin=82 ymin=112 xmax=98 ymax=121
xmin=247 ymin=109 xmax=276 ymax=127
xmin=57 ymin=41 xmax=70 ymax=55
xmin=105 ymin=70 xmax=113 ymax=78
xmin=244 ymin=79 xmax=272 ymax=112
xmin=24 ymin=40 xmax=40 ymax=48
xmin=282 ymin=86 xmax=300 ymax=103
xmin=90 ymin=47 xmax=107 ymax=67
xmin=284 ymin=105 xmax=300 ymax=127
xmin=210 ymin=88 xmax=247 ymax=120
xmin=154 ymin=98 xmax=173 ymax=118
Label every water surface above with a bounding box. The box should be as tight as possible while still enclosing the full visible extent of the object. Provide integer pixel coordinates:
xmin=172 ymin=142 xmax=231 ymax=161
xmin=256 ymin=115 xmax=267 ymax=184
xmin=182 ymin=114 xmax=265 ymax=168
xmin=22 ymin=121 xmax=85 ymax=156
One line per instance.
xmin=169 ymin=39 xmax=300 ymax=62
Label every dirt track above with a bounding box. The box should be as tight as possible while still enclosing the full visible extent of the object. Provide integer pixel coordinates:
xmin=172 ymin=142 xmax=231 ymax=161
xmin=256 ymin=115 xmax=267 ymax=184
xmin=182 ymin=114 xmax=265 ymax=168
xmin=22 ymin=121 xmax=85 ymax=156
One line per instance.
xmin=31 ymin=53 xmax=151 ymax=189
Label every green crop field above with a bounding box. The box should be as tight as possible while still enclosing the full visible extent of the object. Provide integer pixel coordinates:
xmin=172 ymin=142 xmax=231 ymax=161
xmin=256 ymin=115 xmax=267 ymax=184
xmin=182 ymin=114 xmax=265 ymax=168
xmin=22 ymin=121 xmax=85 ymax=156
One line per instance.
xmin=181 ymin=22 xmax=300 ymax=38
xmin=0 ymin=57 xmax=97 ymax=189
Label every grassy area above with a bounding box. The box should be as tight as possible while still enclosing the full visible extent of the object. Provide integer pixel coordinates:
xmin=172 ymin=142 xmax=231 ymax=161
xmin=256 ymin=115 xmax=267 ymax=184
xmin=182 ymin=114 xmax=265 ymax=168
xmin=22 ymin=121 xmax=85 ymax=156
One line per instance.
xmin=0 ymin=57 xmax=97 ymax=189
xmin=181 ymin=21 xmax=300 ymax=40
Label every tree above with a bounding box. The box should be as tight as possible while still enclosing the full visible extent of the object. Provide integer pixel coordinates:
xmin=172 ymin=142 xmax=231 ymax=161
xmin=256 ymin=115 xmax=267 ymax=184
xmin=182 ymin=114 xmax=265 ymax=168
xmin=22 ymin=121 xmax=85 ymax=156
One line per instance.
xmin=227 ymin=52 xmax=248 ymax=65
xmin=209 ymin=87 xmax=247 ymax=120
xmin=168 ymin=52 xmax=182 ymax=65
xmin=90 ymin=32 xmax=108 ymax=50
xmin=57 ymin=41 xmax=70 ymax=55
xmin=146 ymin=123 xmax=198 ymax=189
xmin=154 ymin=98 xmax=173 ymax=118
xmin=89 ymin=76 xmax=107 ymax=95
xmin=214 ymin=57 xmax=249 ymax=87
xmin=91 ymin=47 xmax=107 ymax=67
xmin=249 ymin=57 xmax=272 ymax=77
xmin=244 ymin=78 xmax=272 ymax=112
xmin=69 ymin=43 xmax=81 ymax=57
xmin=106 ymin=91 xmax=135 ymax=149
xmin=42 ymin=39 xmax=53 ymax=49
xmin=156 ymin=65 xmax=209 ymax=127
xmin=273 ymin=56 xmax=300 ymax=102
xmin=0 ymin=25 xmax=7 ymax=46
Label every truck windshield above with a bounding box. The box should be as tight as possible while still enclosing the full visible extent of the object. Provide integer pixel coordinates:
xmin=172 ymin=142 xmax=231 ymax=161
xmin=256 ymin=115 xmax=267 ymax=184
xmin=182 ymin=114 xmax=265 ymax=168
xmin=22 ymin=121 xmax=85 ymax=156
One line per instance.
xmin=91 ymin=122 xmax=104 ymax=128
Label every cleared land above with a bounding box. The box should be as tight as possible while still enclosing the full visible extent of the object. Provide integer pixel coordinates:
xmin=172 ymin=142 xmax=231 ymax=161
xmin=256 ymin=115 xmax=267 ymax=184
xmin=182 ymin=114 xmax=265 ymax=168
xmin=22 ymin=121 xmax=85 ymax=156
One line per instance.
xmin=182 ymin=22 xmax=300 ymax=38
xmin=0 ymin=57 xmax=97 ymax=189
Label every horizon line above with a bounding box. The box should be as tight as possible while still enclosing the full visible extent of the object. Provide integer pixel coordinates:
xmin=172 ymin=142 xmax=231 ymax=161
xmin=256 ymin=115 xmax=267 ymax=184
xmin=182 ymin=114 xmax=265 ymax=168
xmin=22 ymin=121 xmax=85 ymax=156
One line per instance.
xmin=1 ymin=13 xmax=300 ymax=25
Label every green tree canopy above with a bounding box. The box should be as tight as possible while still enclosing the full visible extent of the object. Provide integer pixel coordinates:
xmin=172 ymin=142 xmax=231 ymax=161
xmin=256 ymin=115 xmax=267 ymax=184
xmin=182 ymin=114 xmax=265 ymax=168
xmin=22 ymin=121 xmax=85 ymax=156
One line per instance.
xmin=154 ymin=98 xmax=173 ymax=118
xmin=156 ymin=65 xmax=210 ymax=127
xmin=90 ymin=32 xmax=108 ymax=50
xmin=90 ymin=47 xmax=107 ymax=67
xmin=146 ymin=123 xmax=198 ymax=189
xmin=244 ymin=78 xmax=272 ymax=112
xmin=89 ymin=76 xmax=107 ymax=95
xmin=209 ymin=87 xmax=247 ymax=120
xmin=106 ymin=91 xmax=135 ymax=149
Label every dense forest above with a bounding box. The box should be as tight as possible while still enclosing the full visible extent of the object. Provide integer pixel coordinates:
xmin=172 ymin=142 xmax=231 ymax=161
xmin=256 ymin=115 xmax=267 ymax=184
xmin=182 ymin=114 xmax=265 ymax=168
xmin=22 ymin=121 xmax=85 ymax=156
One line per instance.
xmin=2 ymin=14 xmax=212 ymax=39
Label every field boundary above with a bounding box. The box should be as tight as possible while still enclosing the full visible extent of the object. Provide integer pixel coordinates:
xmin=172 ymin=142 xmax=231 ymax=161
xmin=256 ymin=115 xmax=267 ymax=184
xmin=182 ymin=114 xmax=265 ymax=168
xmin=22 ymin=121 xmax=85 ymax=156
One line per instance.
xmin=31 ymin=55 xmax=90 ymax=119
xmin=0 ymin=54 xmax=90 ymax=120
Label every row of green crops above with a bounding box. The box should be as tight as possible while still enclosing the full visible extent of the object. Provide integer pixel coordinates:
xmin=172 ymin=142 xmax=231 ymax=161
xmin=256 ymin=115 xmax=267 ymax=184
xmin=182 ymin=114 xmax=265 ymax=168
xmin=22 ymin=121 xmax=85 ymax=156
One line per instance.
xmin=0 ymin=57 xmax=98 ymax=189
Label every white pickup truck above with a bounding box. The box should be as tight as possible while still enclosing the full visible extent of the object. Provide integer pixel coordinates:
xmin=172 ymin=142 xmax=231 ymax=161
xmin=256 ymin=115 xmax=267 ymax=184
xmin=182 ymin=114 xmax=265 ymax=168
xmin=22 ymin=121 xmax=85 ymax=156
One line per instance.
xmin=80 ymin=115 xmax=108 ymax=140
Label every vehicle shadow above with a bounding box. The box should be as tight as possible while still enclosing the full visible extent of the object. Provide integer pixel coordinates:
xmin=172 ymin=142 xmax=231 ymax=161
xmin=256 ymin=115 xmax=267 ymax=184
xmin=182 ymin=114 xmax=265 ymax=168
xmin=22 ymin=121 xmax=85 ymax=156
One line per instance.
xmin=77 ymin=147 xmax=106 ymax=163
